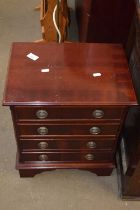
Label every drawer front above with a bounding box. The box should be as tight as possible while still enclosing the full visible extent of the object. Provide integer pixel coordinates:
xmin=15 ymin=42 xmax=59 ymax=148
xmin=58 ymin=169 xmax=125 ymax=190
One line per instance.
xmin=20 ymin=138 xmax=116 ymax=151
xmin=20 ymin=151 xmax=113 ymax=162
xmin=14 ymin=106 xmax=124 ymax=120
xmin=17 ymin=123 xmax=119 ymax=136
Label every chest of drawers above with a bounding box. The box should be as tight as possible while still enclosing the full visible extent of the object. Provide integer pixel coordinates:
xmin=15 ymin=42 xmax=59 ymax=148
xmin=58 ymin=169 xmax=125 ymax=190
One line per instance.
xmin=3 ymin=43 xmax=137 ymax=177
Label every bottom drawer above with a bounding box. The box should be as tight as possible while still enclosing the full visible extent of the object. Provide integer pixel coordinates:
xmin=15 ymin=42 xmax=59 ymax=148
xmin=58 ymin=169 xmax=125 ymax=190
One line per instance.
xmin=20 ymin=151 xmax=114 ymax=162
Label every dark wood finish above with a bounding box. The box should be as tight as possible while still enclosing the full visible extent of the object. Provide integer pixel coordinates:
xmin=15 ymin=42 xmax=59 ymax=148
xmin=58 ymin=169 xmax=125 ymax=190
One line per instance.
xmin=18 ymin=165 xmax=114 ymax=177
xmin=117 ymin=146 xmax=140 ymax=200
xmin=14 ymin=106 xmax=124 ymax=121
xmin=116 ymin=2 xmax=140 ymax=199
xmin=126 ymin=0 xmax=140 ymax=59
xmin=116 ymin=108 xmax=140 ymax=199
xmin=3 ymin=43 xmax=137 ymax=177
xmin=20 ymin=151 xmax=113 ymax=162
xmin=17 ymin=123 xmax=119 ymax=136
xmin=76 ymin=0 xmax=135 ymax=46
xmin=123 ymin=107 xmax=140 ymax=163
xmin=16 ymin=151 xmax=114 ymax=177
xmin=20 ymin=138 xmax=116 ymax=151
xmin=128 ymin=3 xmax=140 ymax=101
xmin=3 ymin=43 xmax=137 ymax=106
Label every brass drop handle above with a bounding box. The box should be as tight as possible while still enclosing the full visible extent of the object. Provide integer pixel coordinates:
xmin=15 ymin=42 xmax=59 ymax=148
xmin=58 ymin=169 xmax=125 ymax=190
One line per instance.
xmin=37 ymin=127 xmax=48 ymax=135
xmin=38 ymin=154 xmax=48 ymax=161
xmin=85 ymin=154 xmax=94 ymax=161
xmin=87 ymin=141 xmax=97 ymax=149
xmin=92 ymin=110 xmax=104 ymax=119
xmin=38 ymin=142 xmax=49 ymax=149
xmin=89 ymin=127 xmax=101 ymax=135
xmin=36 ymin=110 xmax=48 ymax=119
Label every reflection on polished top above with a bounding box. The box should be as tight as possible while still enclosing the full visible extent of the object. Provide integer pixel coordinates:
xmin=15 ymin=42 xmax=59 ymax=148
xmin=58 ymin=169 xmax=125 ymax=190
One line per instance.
xmin=3 ymin=42 xmax=137 ymax=106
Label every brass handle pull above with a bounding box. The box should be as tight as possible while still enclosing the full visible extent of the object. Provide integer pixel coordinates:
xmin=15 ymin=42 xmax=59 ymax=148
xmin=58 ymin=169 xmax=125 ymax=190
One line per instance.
xmin=37 ymin=127 xmax=48 ymax=135
xmin=36 ymin=110 xmax=48 ymax=119
xmin=38 ymin=142 xmax=48 ymax=149
xmin=85 ymin=154 xmax=94 ymax=161
xmin=87 ymin=141 xmax=97 ymax=149
xmin=89 ymin=127 xmax=101 ymax=135
xmin=38 ymin=154 xmax=48 ymax=161
xmin=92 ymin=110 xmax=104 ymax=119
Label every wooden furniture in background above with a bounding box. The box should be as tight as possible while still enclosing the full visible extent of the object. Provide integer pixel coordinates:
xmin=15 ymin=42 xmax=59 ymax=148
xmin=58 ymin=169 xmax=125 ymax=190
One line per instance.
xmin=36 ymin=0 xmax=69 ymax=42
xmin=116 ymin=1 xmax=140 ymax=200
xmin=117 ymin=107 xmax=140 ymax=200
xmin=125 ymin=0 xmax=140 ymax=59
xmin=3 ymin=42 xmax=137 ymax=177
xmin=76 ymin=0 xmax=135 ymax=46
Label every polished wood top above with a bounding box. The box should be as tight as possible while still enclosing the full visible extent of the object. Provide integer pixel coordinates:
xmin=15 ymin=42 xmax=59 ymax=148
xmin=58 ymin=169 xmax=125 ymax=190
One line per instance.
xmin=3 ymin=42 xmax=137 ymax=106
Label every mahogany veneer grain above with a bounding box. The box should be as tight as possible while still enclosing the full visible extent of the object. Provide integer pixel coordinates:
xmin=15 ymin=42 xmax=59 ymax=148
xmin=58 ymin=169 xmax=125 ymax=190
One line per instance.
xmin=3 ymin=43 xmax=138 ymax=177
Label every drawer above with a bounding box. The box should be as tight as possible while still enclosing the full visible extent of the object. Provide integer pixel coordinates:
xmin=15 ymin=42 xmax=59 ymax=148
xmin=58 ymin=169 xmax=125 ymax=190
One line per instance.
xmin=14 ymin=106 xmax=124 ymax=121
xmin=20 ymin=151 xmax=114 ymax=162
xmin=20 ymin=138 xmax=116 ymax=151
xmin=17 ymin=123 xmax=120 ymax=137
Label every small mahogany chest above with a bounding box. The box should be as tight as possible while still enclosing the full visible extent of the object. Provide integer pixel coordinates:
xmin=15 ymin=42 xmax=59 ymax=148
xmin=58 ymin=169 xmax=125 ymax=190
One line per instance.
xmin=3 ymin=43 xmax=137 ymax=177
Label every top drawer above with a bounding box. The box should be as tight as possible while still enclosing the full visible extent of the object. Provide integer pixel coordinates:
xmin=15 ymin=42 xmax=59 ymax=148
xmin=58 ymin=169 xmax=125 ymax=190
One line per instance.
xmin=14 ymin=106 xmax=125 ymax=121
